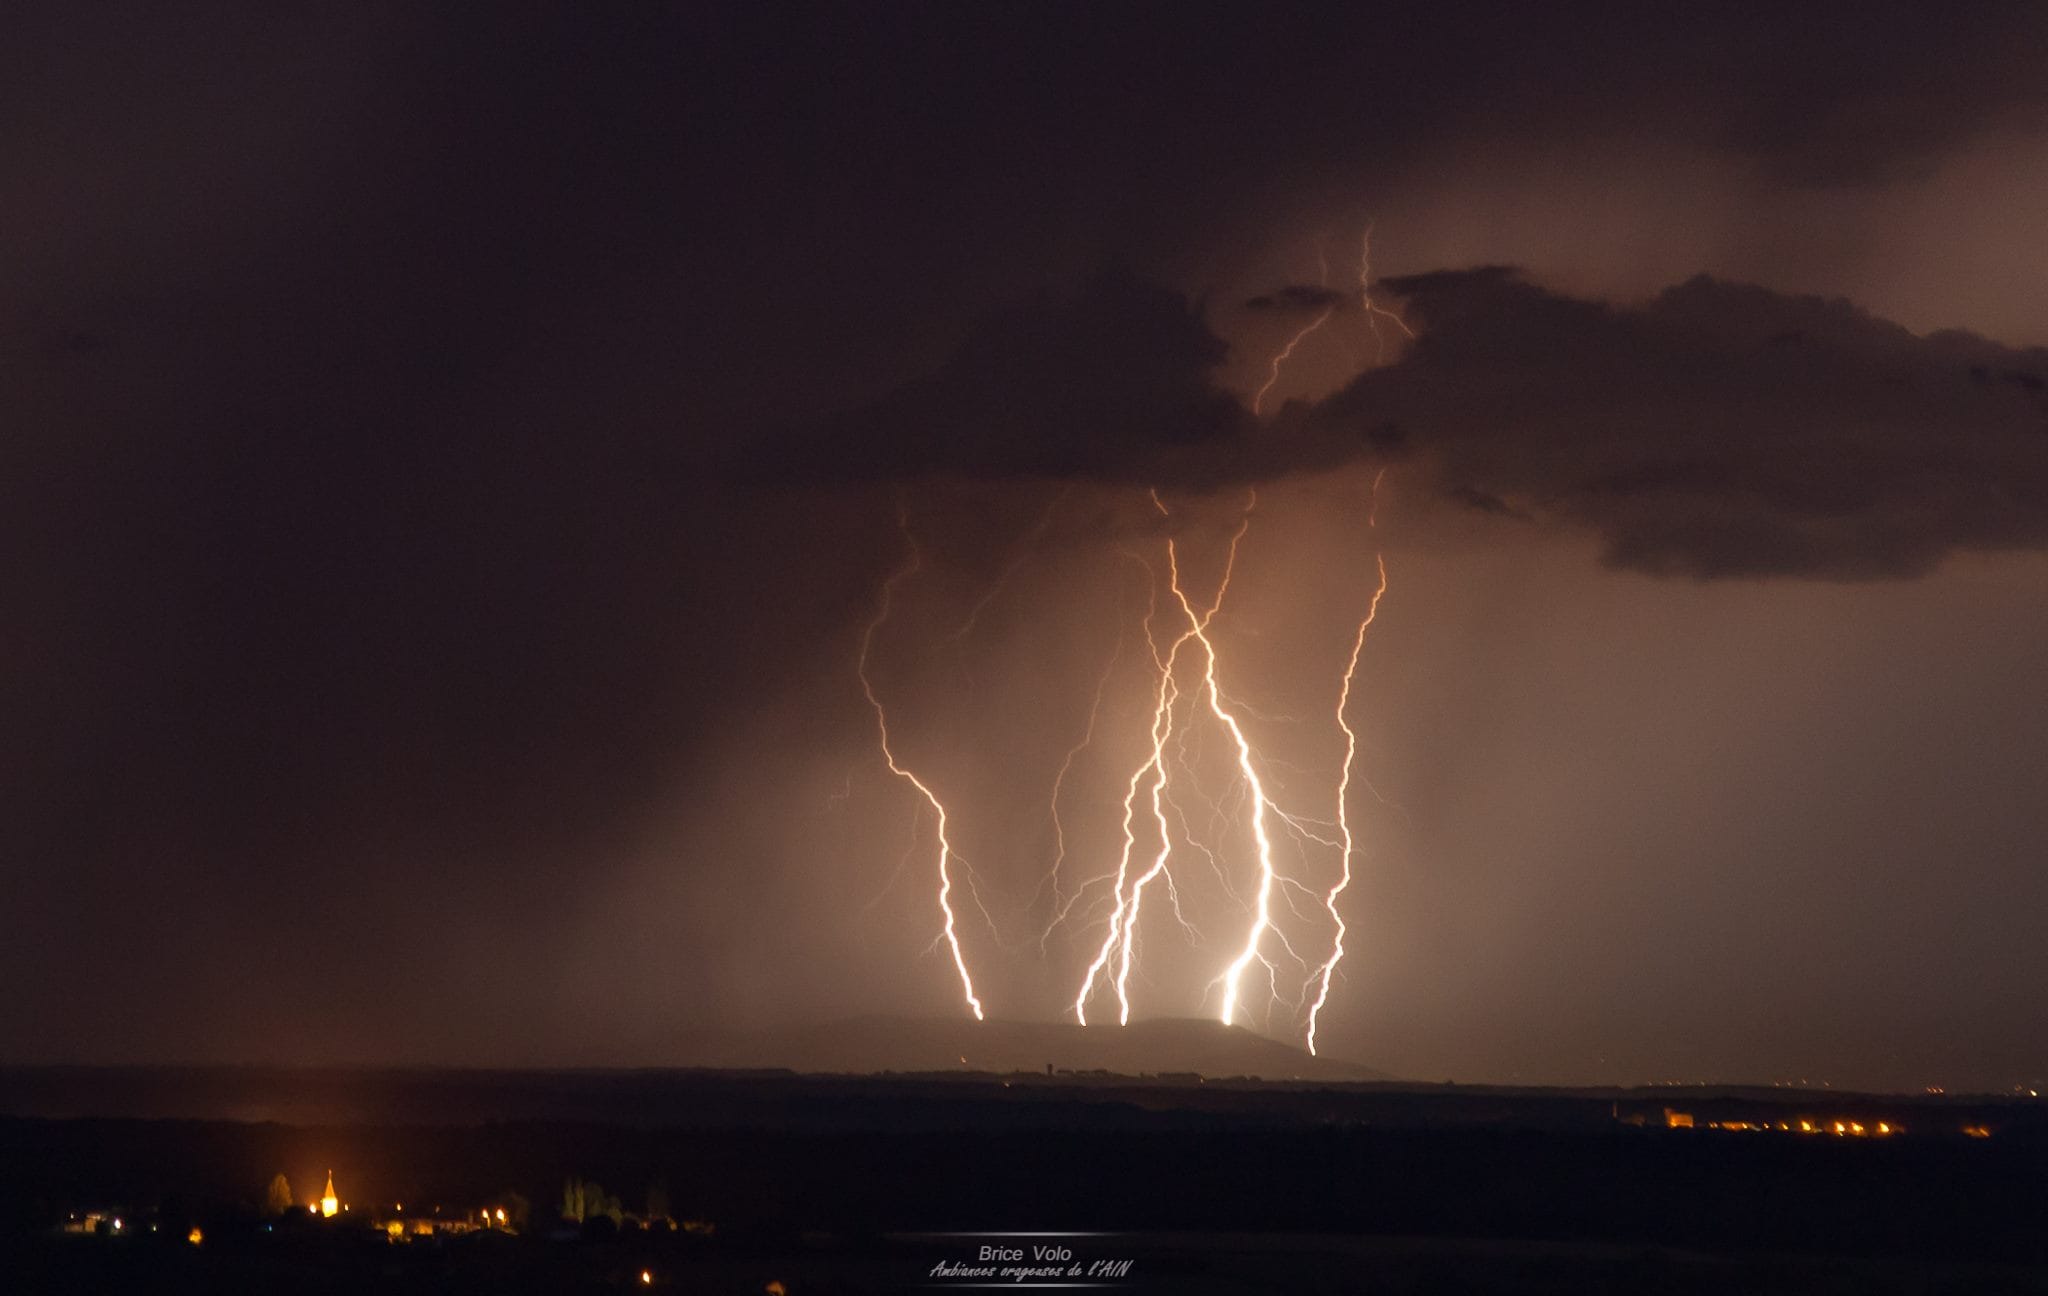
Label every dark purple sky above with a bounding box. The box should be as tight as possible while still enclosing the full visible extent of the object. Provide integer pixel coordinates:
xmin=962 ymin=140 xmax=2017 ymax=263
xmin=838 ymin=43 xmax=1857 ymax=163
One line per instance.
xmin=4 ymin=2 xmax=2046 ymax=1090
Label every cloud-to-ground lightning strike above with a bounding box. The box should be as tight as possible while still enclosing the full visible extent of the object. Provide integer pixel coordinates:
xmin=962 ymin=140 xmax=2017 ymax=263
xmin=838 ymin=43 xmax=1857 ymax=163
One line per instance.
xmin=1069 ymin=485 xmax=1342 ymax=1029
xmin=1170 ymin=522 xmax=1288 ymax=1028
xmin=1069 ymin=495 xmax=1257 ymax=1026
xmin=857 ymin=504 xmax=985 ymax=1020
xmin=861 ymin=228 xmax=1404 ymax=1051
xmin=1213 ymin=242 xmax=1399 ymax=1032
xmin=1071 ymin=550 xmax=1185 ymax=1026
xmin=1305 ymin=471 xmax=1391 ymax=1054
xmin=1110 ymin=509 xmax=1254 ymax=1023
xmin=869 ymin=478 xmax=1392 ymax=1046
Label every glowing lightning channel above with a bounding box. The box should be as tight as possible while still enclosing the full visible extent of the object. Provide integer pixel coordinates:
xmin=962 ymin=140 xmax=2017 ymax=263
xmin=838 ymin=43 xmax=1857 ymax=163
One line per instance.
xmin=1252 ymin=306 xmax=1336 ymax=417
xmin=1091 ymin=634 xmax=1183 ymax=1024
xmin=1169 ymin=501 xmax=1286 ymax=1029
xmin=1300 ymin=558 xmax=1385 ymax=1050
xmin=1073 ymin=492 xmax=1254 ymax=1025
xmin=1111 ymin=694 xmax=1181 ymax=1024
xmin=1252 ymin=223 xmax=1412 ymax=417
xmin=1304 ymin=472 xmax=1389 ymax=1054
xmin=865 ymin=226 xmax=1411 ymax=1040
xmin=857 ymin=502 xmax=985 ymax=1021
xmin=1110 ymin=506 xmax=1254 ymax=1023
xmin=1073 ymin=552 xmax=1186 ymax=1025
xmin=1356 ymin=222 xmax=1415 ymax=365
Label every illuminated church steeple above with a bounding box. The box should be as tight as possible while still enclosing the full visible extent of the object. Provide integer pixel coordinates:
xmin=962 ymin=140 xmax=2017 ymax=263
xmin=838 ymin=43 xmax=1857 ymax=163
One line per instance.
xmin=320 ymin=1171 xmax=338 ymax=1218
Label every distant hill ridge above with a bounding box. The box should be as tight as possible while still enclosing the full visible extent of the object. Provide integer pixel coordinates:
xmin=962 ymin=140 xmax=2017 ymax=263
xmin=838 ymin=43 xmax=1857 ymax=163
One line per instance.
xmin=674 ymin=1015 xmax=1390 ymax=1081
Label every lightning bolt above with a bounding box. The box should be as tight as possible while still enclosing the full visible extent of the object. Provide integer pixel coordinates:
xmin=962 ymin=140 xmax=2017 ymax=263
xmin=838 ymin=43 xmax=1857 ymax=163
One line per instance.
xmin=1305 ymin=470 xmax=1390 ymax=1055
xmin=857 ymin=499 xmax=985 ymax=1021
xmin=1252 ymin=307 xmax=1336 ymax=417
xmin=1171 ymin=503 xmax=1286 ymax=1029
xmin=1356 ymin=222 xmax=1415 ymax=365
xmin=1068 ymin=481 xmax=1384 ymax=1041
xmin=855 ymin=227 xmax=1411 ymax=1047
xmin=1252 ymin=223 xmax=1413 ymax=416
xmin=1072 ymin=494 xmax=1254 ymax=1025
xmin=1072 ymin=548 xmax=1183 ymax=1025
xmin=1111 ymin=505 xmax=1254 ymax=1023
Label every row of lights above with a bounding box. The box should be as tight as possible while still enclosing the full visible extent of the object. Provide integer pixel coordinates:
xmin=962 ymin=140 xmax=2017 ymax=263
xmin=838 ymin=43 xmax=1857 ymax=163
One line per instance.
xmin=1669 ymin=1111 xmax=1997 ymax=1138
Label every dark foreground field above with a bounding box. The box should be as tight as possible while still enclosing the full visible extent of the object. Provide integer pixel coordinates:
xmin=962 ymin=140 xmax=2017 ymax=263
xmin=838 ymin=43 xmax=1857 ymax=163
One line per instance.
xmin=3 ymin=1068 xmax=2045 ymax=1294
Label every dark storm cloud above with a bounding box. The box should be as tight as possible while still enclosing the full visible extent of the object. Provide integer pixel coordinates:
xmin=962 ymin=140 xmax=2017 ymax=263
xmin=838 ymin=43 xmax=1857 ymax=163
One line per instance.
xmin=777 ymin=273 xmax=1251 ymax=481
xmin=1704 ymin=7 xmax=2048 ymax=187
xmin=1245 ymin=285 xmax=1348 ymax=312
xmin=1313 ymin=269 xmax=2048 ymax=578
xmin=1447 ymin=485 xmax=1528 ymax=520
xmin=789 ymin=257 xmax=2048 ymax=582
xmin=0 ymin=4 xmax=923 ymax=1061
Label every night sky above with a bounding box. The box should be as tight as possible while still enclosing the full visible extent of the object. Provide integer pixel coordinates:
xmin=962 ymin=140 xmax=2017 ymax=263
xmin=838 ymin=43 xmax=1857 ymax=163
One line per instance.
xmin=7 ymin=2 xmax=2047 ymax=1091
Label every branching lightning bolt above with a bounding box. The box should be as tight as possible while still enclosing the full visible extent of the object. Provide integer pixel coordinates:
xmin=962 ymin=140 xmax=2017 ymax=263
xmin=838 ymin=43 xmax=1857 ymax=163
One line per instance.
xmin=1304 ymin=469 xmax=1390 ymax=1054
xmin=1254 ymin=224 xmax=1414 ymax=415
xmin=1072 ymin=497 xmax=1255 ymax=1025
xmin=1356 ymin=222 xmax=1415 ymax=365
xmin=853 ymin=226 xmax=1409 ymax=1052
xmin=857 ymin=502 xmax=985 ymax=1021
xmin=1178 ymin=504 xmax=1287 ymax=1029
xmin=1072 ymin=550 xmax=1185 ymax=1025
xmin=1110 ymin=506 xmax=1254 ymax=1023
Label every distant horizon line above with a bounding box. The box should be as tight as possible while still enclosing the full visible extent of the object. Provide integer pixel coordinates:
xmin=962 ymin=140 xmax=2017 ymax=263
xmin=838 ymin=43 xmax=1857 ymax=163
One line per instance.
xmin=3 ymin=1061 xmax=2035 ymax=1102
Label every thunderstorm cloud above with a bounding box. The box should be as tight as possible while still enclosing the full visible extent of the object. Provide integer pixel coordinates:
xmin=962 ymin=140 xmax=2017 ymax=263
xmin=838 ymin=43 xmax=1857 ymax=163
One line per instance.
xmin=1321 ymin=269 xmax=2048 ymax=579
xmin=811 ymin=264 xmax=2048 ymax=582
xmin=1244 ymin=285 xmax=1349 ymax=312
xmin=787 ymin=273 xmax=1251 ymax=481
